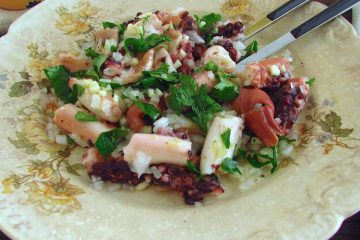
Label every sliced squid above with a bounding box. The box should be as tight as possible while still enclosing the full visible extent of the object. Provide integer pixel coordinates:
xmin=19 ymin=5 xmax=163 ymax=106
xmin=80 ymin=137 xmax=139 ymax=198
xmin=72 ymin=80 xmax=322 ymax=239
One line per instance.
xmin=59 ymin=54 xmax=91 ymax=72
xmin=235 ymin=57 xmax=290 ymax=88
xmin=114 ymin=49 xmax=154 ymax=85
xmin=200 ymin=116 xmax=244 ymax=175
xmin=53 ymin=104 xmax=114 ymax=143
xmin=69 ymin=78 xmax=121 ymax=123
xmin=203 ymin=45 xmax=236 ymax=73
xmin=123 ymin=133 xmax=192 ymax=166
xmin=192 ymin=71 xmax=217 ymax=89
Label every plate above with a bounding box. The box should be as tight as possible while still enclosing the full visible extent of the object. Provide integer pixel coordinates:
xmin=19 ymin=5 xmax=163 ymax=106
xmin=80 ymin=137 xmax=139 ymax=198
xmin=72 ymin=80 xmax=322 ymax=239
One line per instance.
xmin=0 ymin=0 xmax=360 ymax=239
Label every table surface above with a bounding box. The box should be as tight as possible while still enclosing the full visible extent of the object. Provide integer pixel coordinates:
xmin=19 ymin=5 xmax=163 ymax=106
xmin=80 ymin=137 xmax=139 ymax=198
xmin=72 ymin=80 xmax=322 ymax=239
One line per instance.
xmin=0 ymin=0 xmax=358 ymax=239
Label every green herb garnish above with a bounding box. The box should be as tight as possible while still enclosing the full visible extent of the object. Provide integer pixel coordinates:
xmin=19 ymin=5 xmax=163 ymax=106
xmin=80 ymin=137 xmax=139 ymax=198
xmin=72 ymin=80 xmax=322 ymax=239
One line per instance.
xmin=133 ymin=101 xmax=160 ymax=121
xmin=195 ymin=13 xmax=221 ymax=35
xmin=75 ymin=111 xmax=98 ymax=122
xmin=134 ymin=63 xmax=179 ymax=89
xmin=102 ymin=21 xmax=126 ymax=40
xmin=44 ymin=65 xmax=78 ymax=103
xmin=306 ymin=77 xmax=316 ymax=86
xmin=240 ymin=40 xmax=258 ymax=60
xmin=86 ymin=54 xmax=108 ymax=80
xmin=221 ymin=128 xmax=231 ymax=149
xmin=238 ymin=146 xmax=279 ymax=174
xmin=185 ymin=160 xmax=204 ymax=180
xmin=66 ymin=135 xmax=75 ymax=145
xmin=220 ymin=158 xmax=241 ymax=175
xmin=124 ymin=34 xmax=171 ymax=56
xmin=84 ymin=47 xmax=101 ymax=59
xmin=168 ymin=74 xmax=222 ymax=132
xmin=95 ymin=128 xmax=129 ymax=158
xmin=198 ymin=61 xmax=239 ymax=102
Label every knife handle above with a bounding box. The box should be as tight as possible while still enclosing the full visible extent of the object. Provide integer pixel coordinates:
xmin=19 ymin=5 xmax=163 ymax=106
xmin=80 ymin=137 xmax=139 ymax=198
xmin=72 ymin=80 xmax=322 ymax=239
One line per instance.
xmin=267 ymin=0 xmax=310 ymax=21
xmin=291 ymin=0 xmax=360 ymax=39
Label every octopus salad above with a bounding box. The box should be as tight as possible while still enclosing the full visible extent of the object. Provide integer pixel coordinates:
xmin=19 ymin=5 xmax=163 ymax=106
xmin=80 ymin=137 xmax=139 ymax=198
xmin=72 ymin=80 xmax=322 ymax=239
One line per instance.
xmin=44 ymin=9 xmax=311 ymax=204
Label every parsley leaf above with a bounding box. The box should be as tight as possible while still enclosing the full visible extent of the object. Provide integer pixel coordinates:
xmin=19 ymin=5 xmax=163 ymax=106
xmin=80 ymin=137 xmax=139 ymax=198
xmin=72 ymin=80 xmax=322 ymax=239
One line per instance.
xmin=102 ymin=21 xmax=126 ymax=34
xmin=240 ymin=40 xmax=258 ymax=60
xmin=99 ymin=80 xmax=122 ymax=90
xmin=185 ymin=160 xmax=204 ymax=180
xmin=134 ymin=64 xmax=179 ymax=89
xmin=237 ymin=146 xmax=279 ymax=174
xmin=84 ymin=47 xmax=101 ymax=59
xmin=220 ymin=158 xmax=241 ymax=175
xmin=75 ymin=111 xmax=98 ymax=122
xmin=238 ymin=148 xmax=271 ymax=168
xmin=168 ymin=75 xmax=222 ymax=132
xmin=86 ymin=54 xmax=108 ymax=80
xmin=44 ymin=65 xmax=78 ymax=103
xmin=212 ymin=75 xmax=239 ymax=102
xmin=66 ymin=135 xmax=75 ymax=144
xmin=133 ymin=101 xmax=160 ymax=121
xmin=199 ymin=61 xmax=239 ymax=102
xmin=124 ymin=34 xmax=171 ymax=55
xmin=306 ymin=77 xmax=316 ymax=86
xmin=195 ymin=13 xmax=221 ymax=34
xmin=102 ymin=21 xmax=126 ymax=40
xmin=95 ymin=128 xmax=129 ymax=158
xmin=221 ymin=128 xmax=231 ymax=148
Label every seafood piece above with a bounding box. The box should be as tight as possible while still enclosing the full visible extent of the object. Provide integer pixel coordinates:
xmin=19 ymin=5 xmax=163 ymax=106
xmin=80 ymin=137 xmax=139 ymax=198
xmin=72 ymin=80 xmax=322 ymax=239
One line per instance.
xmin=236 ymin=57 xmax=290 ymax=88
xmin=95 ymin=28 xmax=119 ymax=51
xmin=192 ymin=71 xmax=217 ymax=89
xmin=232 ymin=88 xmax=285 ymax=146
xmin=200 ymin=116 xmax=244 ymax=174
xmin=152 ymin=164 xmax=224 ymax=204
xmin=59 ymin=54 xmax=91 ymax=72
xmin=264 ymin=77 xmax=309 ymax=134
xmin=123 ymin=133 xmax=192 ymax=166
xmin=124 ymin=13 xmax=163 ymax=39
xmin=114 ymin=49 xmax=154 ymax=85
xmin=126 ymin=104 xmax=145 ymax=133
xmin=203 ymin=45 xmax=236 ymax=73
xmin=69 ymin=78 xmax=121 ymax=123
xmin=53 ymin=104 xmax=114 ymax=143
xmin=153 ymin=48 xmax=176 ymax=72
xmin=82 ymin=147 xmax=104 ymax=172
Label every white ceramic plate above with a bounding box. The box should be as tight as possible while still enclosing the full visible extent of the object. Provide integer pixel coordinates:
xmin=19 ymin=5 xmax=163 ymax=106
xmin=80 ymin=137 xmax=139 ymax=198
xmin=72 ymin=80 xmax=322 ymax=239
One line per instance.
xmin=0 ymin=0 xmax=360 ymax=239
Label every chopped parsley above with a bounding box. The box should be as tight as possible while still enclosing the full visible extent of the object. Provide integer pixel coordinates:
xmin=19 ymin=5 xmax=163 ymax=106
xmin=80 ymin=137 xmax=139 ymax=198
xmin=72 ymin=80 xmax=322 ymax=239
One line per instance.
xmin=134 ymin=63 xmax=179 ymax=90
xmin=185 ymin=160 xmax=204 ymax=180
xmin=240 ymin=40 xmax=258 ymax=60
xmin=237 ymin=145 xmax=279 ymax=174
xmin=99 ymin=80 xmax=122 ymax=90
xmin=44 ymin=65 xmax=79 ymax=103
xmin=221 ymin=128 xmax=231 ymax=149
xmin=66 ymin=135 xmax=75 ymax=145
xmin=168 ymin=74 xmax=222 ymax=132
xmin=86 ymin=54 xmax=108 ymax=80
xmin=195 ymin=13 xmax=221 ymax=43
xmin=124 ymin=34 xmax=171 ymax=56
xmin=306 ymin=77 xmax=316 ymax=86
xmin=102 ymin=21 xmax=126 ymax=40
xmin=75 ymin=111 xmax=98 ymax=122
xmin=95 ymin=128 xmax=129 ymax=158
xmin=198 ymin=61 xmax=239 ymax=102
xmin=84 ymin=47 xmax=101 ymax=59
xmin=220 ymin=158 xmax=241 ymax=175
xmin=133 ymin=101 xmax=160 ymax=121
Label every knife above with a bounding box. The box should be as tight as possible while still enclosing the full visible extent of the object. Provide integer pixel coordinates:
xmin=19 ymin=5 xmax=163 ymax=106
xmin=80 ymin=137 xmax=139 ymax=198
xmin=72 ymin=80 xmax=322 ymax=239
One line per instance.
xmin=244 ymin=0 xmax=311 ymax=40
xmin=237 ymin=0 xmax=360 ymax=72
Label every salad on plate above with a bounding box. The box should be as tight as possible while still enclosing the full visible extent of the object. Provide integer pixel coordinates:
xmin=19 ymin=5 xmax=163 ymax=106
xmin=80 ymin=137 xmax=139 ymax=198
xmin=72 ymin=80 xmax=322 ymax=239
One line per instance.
xmin=43 ymin=8 xmax=311 ymax=204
